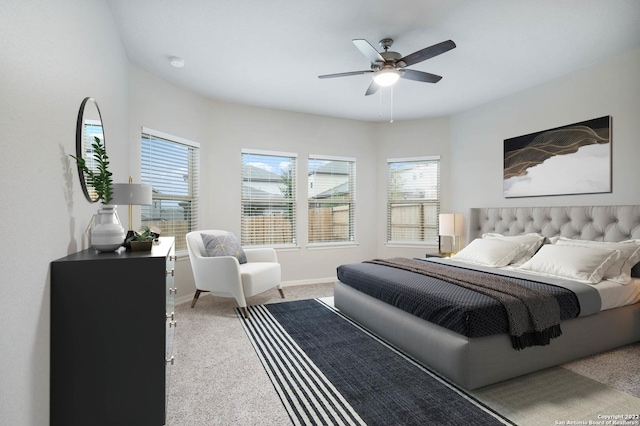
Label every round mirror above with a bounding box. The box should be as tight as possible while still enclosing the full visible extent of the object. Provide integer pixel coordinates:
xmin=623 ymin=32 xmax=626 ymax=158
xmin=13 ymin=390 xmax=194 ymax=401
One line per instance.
xmin=75 ymin=97 xmax=105 ymax=203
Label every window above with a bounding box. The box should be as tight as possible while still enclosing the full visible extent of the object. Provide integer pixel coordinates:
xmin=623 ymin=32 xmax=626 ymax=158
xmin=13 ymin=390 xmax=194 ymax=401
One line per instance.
xmin=140 ymin=128 xmax=199 ymax=252
xmin=387 ymin=156 xmax=440 ymax=244
xmin=308 ymin=155 xmax=356 ymax=244
xmin=241 ymin=149 xmax=297 ymax=246
xmin=79 ymin=119 xmax=103 ymax=201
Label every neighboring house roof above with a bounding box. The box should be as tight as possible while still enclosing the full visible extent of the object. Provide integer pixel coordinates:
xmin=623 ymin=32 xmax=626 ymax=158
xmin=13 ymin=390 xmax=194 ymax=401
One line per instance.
xmin=243 ymin=164 xmax=282 ymax=181
xmin=312 ymin=182 xmax=349 ymax=199
xmin=309 ymin=161 xmax=349 ymax=176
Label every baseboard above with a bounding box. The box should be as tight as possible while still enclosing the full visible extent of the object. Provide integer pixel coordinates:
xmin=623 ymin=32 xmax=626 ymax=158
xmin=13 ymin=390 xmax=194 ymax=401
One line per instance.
xmin=175 ymin=294 xmax=194 ymax=306
xmin=281 ymin=277 xmax=337 ymax=287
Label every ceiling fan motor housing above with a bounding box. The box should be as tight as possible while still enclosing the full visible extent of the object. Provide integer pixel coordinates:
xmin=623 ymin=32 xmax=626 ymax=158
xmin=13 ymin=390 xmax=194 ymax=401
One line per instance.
xmin=372 ymin=51 xmax=403 ymax=70
xmin=379 ymin=38 xmax=394 ymax=50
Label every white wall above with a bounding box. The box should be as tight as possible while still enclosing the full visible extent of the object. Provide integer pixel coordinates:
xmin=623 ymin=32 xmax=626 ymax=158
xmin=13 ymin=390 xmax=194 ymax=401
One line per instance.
xmin=129 ymin=67 xmax=379 ymax=301
xmin=0 ymin=1 xmax=130 ymax=424
xmin=131 ymin=46 xmax=640 ymax=296
xmin=3 ymin=1 xmax=638 ymax=421
xmin=450 ymin=48 xmax=640 ymax=240
xmin=375 ymin=117 xmax=452 ymax=258
xmin=129 ymin=67 xmax=213 ymax=303
xmin=206 ymin=101 xmax=379 ymax=284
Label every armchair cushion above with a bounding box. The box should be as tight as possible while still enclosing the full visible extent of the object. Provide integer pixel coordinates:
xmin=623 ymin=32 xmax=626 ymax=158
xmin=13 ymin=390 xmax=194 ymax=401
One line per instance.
xmin=201 ymin=232 xmax=247 ymax=264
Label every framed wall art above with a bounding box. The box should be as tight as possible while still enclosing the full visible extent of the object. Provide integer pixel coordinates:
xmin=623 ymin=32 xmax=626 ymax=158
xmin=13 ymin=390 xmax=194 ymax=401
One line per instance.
xmin=503 ymin=116 xmax=611 ymax=198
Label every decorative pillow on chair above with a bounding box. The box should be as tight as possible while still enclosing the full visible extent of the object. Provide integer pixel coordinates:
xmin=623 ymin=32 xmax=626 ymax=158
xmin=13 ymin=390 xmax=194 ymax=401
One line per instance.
xmin=201 ymin=232 xmax=247 ymax=264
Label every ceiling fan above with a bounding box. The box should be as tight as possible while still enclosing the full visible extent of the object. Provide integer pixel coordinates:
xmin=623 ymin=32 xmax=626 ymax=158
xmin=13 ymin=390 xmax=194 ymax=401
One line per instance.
xmin=318 ymin=38 xmax=456 ymax=96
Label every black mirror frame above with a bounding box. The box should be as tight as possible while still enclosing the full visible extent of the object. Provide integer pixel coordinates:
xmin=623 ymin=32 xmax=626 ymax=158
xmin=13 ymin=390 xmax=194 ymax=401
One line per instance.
xmin=75 ymin=97 xmax=104 ymax=203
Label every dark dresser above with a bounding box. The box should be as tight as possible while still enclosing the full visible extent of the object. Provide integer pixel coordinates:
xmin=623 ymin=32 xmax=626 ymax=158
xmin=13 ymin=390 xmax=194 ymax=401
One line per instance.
xmin=50 ymin=237 xmax=176 ymax=425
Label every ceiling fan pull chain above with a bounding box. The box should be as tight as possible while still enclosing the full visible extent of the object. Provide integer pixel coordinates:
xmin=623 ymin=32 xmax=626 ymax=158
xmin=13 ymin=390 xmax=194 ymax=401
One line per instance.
xmin=390 ymin=86 xmax=394 ymax=123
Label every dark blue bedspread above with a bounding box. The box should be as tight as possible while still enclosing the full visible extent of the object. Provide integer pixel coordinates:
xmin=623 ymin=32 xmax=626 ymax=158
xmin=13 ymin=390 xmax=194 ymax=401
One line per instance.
xmin=336 ymin=260 xmax=580 ymax=338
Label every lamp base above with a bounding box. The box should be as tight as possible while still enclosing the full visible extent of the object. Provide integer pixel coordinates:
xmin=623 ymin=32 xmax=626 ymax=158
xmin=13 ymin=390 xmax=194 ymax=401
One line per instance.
xmin=438 ymin=235 xmax=461 ymax=257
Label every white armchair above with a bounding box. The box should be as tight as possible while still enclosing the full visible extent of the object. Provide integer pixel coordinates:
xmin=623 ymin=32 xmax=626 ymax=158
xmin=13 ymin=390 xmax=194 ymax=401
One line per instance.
xmin=186 ymin=230 xmax=284 ymax=318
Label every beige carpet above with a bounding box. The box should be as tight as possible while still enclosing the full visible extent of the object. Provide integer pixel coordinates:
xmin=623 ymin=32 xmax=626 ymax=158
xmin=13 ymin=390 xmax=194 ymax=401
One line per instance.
xmin=166 ymin=283 xmax=334 ymax=425
xmin=167 ymin=283 xmax=640 ymax=425
xmin=562 ymin=342 xmax=640 ymax=398
xmin=471 ymin=366 xmax=640 ymax=426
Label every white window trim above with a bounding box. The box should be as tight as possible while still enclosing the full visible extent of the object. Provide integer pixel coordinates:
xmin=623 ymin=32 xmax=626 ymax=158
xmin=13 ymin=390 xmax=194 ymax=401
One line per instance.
xmin=309 ymin=154 xmax=356 ymax=162
xmin=241 ymin=149 xmax=298 ymax=247
xmin=141 ymin=128 xmax=200 ymax=254
xmin=386 ymin=155 xmax=441 ymax=245
xmin=385 ymin=242 xmax=439 ymax=248
xmin=142 ymin=127 xmax=200 ymax=148
xmin=307 ymin=241 xmax=359 ymax=250
xmin=242 ymin=148 xmax=298 ymax=158
xmin=387 ymin=155 xmax=440 ymax=163
xmin=307 ymin=155 xmax=356 ymax=246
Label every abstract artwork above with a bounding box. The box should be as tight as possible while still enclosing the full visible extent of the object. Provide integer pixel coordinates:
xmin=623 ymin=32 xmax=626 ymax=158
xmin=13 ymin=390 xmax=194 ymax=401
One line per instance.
xmin=503 ymin=116 xmax=611 ymax=198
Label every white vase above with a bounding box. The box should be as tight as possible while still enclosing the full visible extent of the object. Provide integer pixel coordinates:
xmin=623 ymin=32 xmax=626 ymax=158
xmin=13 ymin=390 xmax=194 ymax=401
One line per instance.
xmin=91 ymin=205 xmax=125 ymax=252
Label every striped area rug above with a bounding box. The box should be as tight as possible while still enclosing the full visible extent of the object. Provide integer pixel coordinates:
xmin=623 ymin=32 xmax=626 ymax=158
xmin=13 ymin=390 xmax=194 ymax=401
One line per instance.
xmin=237 ymin=299 xmax=513 ymax=426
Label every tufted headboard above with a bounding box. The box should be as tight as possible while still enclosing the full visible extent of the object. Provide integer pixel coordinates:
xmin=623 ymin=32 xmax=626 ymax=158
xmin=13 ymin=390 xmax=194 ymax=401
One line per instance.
xmin=468 ymin=205 xmax=640 ymax=243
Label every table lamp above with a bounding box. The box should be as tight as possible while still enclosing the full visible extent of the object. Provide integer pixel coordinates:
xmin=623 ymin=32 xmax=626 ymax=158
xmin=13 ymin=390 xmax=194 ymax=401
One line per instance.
xmin=439 ymin=213 xmax=464 ymax=256
xmin=111 ymin=177 xmax=153 ymax=248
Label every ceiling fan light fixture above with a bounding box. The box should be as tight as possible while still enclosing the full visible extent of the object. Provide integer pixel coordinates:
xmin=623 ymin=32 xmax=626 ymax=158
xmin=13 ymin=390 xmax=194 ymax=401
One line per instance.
xmin=373 ymin=68 xmax=401 ymax=87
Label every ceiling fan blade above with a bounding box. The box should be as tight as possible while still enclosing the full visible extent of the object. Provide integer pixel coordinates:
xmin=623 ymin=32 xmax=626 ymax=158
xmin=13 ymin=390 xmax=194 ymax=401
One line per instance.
xmin=318 ymin=70 xmax=373 ymax=79
xmin=399 ymin=40 xmax=456 ymax=68
xmin=401 ymin=69 xmax=443 ymax=83
xmin=352 ymin=39 xmax=385 ymax=64
xmin=365 ymin=81 xmax=380 ymax=96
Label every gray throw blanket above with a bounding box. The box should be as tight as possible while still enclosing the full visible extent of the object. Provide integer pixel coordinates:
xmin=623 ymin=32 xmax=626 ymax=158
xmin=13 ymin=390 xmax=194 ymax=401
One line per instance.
xmin=366 ymin=258 xmax=562 ymax=350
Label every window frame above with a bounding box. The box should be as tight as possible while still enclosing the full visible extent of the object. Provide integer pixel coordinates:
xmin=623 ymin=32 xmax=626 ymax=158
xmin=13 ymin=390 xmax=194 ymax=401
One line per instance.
xmin=386 ymin=156 xmax=441 ymax=246
xmin=140 ymin=127 xmax=200 ymax=254
xmin=307 ymin=154 xmax=356 ymax=247
xmin=241 ymin=148 xmax=298 ymax=248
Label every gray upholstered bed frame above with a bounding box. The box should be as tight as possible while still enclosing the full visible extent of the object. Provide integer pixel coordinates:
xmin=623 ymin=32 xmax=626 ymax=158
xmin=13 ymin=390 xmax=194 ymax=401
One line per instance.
xmin=335 ymin=205 xmax=640 ymax=390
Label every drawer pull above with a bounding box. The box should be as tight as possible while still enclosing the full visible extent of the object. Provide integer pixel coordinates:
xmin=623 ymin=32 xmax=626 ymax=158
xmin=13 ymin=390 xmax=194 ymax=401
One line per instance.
xmin=166 ymin=269 xmax=175 ymax=277
xmin=169 ymin=255 xmax=177 ymax=261
xmin=169 ymin=320 xmax=177 ymax=328
xmin=166 ymin=312 xmax=175 ymax=321
xmin=166 ymin=356 xmax=175 ymax=365
xmin=169 ymin=287 xmax=177 ymax=295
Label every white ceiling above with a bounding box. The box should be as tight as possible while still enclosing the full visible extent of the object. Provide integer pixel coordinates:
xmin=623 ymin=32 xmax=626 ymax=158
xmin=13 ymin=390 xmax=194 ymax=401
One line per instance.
xmin=106 ymin=0 xmax=640 ymax=122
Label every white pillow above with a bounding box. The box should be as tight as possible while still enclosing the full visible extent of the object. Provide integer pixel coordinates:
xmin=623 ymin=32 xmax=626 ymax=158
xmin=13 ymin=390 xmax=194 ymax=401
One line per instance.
xmin=553 ymin=237 xmax=640 ymax=284
xmin=518 ymin=245 xmax=621 ymax=284
xmin=482 ymin=233 xmax=545 ymax=265
xmin=452 ymin=238 xmax=527 ymax=267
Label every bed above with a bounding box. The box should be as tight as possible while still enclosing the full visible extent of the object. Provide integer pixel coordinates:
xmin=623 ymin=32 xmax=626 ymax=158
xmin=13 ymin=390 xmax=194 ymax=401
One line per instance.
xmin=334 ymin=205 xmax=640 ymax=390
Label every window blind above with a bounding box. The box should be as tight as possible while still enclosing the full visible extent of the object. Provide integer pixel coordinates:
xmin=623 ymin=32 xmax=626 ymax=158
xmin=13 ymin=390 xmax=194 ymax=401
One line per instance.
xmin=241 ymin=149 xmax=297 ymax=246
xmin=140 ymin=129 xmax=199 ymax=252
xmin=387 ymin=156 xmax=440 ymax=244
xmin=80 ymin=120 xmax=103 ymax=201
xmin=308 ymin=155 xmax=356 ymax=244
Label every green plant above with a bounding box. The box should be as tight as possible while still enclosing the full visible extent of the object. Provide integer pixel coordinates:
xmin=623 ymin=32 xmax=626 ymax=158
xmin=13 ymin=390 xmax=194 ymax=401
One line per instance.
xmin=126 ymin=226 xmax=161 ymax=243
xmin=70 ymin=136 xmax=113 ymax=204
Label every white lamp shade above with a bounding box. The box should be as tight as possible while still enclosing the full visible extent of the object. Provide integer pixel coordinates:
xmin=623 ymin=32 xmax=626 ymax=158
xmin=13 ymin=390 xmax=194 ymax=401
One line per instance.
xmin=111 ymin=183 xmax=152 ymax=206
xmin=439 ymin=213 xmax=464 ymax=237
